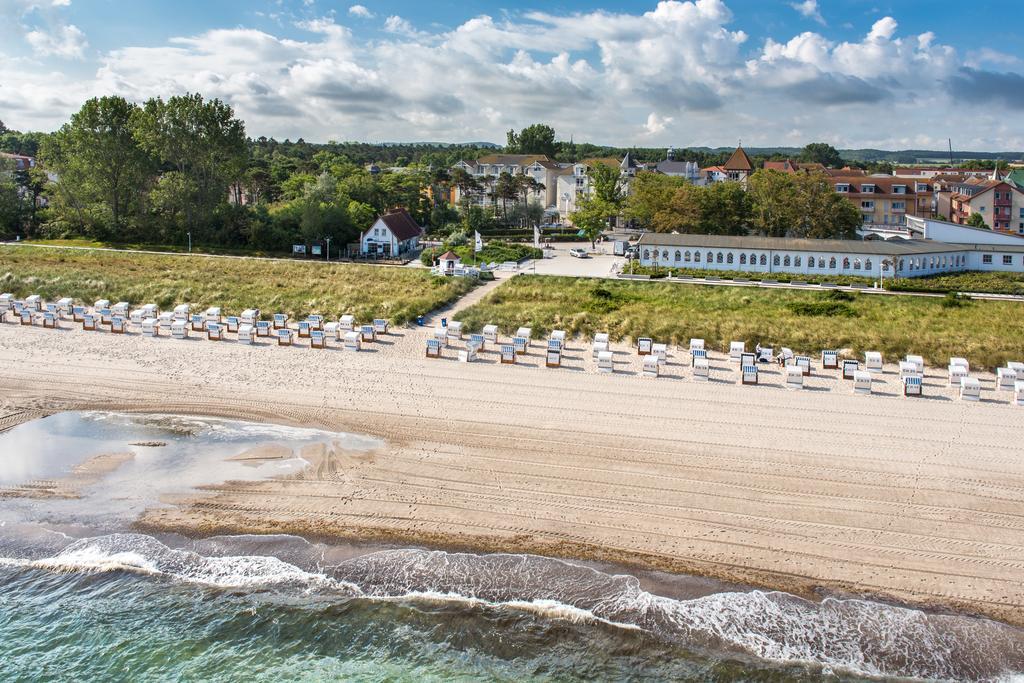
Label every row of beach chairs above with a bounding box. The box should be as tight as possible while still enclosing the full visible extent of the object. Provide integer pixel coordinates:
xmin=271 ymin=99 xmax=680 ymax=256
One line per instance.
xmin=0 ymin=293 xmax=390 ymax=352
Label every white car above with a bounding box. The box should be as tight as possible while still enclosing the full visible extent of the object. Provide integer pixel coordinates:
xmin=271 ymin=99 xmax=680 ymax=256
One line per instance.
xmin=569 ymin=248 xmax=588 ymax=258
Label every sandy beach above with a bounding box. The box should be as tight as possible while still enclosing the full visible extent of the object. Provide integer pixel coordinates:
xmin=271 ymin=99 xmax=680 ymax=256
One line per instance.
xmin=1 ymin=302 xmax=1023 ymax=626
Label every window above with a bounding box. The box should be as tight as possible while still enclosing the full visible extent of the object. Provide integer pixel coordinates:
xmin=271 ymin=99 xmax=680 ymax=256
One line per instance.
xmin=694 ymin=251 xmax=700 ymax=262
xmin=916 ymin=183 xmax=928 ymax=192
xmin=643 ymin=249 xmax=650 ymax=260
xmin=862 ymin=184 xmax=875 ymax=193
xmin=663 ymin=250 xmax=670 ymax=261
xmin=726 ymin=252 xmax=734 ymax=264
xmin=783 ymin=255 xmax=791 ymax=267
xmin=829 ymin=257 xmax=837 ymax=269
xmin=861 ymin=201 xmax=875 ymax=210
xmin=892 ymin=185 xmax=906 ymax=194
xmin=684 ymin=251 xmax=691 ymax=262
xmin=1019 ymin=208 xmax=1024 ymax=218
xmin=818 ymin=257 xmax=825 ymax=268
xmin=1003 ymin=255 xmax=1013 ymax=265
xmin=759 ymin=254 xmax=767 ymax=265
xmin=773 ymin=254 xmax=780 ymax=266
xmin=740 ymin=253 xmax=747 ymax=265
xmin=750 ymin=253 xmax=757 ymax=265
xmin=842 ymin=257 xmax=850 ymax=269
xmin=865 ymin=259 xmax=872 ymax=270
xmin=882 ymin=261 xmax=890 ymax=271
xmin=795 ymin=256 xmax=802 ymax=267
xmin=835 ymin=184 xmax=850 ymax=192
xmin=899 ymin=259 xmax=905 ymax=270
xmin=707 ymin=251 xmax=713 ymax=263
xmin=675 ymin=250 xmax=681 ymax=262
xmin=853 ymin=259 xmax=861 ymax=270
xmin=892 ymin=201 xmax=905 ymax=211
xmin=983 ymin=254 xmax=992 ymax=264
xmin=716 ymin=252 xmax=723 ymax=264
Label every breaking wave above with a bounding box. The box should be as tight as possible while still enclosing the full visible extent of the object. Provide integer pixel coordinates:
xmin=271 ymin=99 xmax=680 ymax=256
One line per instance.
xmin=5 ymin=534 xmax=1024 ymax=681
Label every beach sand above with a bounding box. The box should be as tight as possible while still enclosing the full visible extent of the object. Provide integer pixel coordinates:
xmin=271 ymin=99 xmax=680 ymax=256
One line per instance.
xmin=1 ymin=310 xmax=1023 ymax=625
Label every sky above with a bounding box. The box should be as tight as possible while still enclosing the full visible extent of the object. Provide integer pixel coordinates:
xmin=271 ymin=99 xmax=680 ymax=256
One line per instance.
xmin=2 ymin=0 xmax=1023 ymax=150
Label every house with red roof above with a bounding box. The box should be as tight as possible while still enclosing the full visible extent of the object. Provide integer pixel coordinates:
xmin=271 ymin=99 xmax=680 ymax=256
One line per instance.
xmin=359 ymin=209 xmax=424 ymax=257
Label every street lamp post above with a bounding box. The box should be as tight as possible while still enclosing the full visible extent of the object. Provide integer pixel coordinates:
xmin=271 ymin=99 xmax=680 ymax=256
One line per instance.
xmin=187 ymin=231 xmax=192 ymax=253
xmin=325 ymin=237 xmax=331 ymax=262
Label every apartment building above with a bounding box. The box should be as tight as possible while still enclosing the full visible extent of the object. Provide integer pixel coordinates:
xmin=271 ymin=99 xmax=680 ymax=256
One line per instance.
xmin=450 ymin=154 xmax=561 ymax=210
xmin=945 ymin=176 xmax=1024 ymax=235
xmin=830 ymin=176 xmax=930 ymax=227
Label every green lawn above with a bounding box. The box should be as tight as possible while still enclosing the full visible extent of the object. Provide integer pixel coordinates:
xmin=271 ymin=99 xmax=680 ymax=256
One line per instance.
xmin=0 ymin=246 xmax=474 ymax=324
xmin=453 ymin=276 xmax=1024 ymax=369
xmin=18 ymin=238 xmax=288 ymax=258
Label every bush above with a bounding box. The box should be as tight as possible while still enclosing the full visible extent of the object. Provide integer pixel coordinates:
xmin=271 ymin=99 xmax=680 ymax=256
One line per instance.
xmin=887 ymin=271 xmax=1024 ymax=296
xmin=787 ymin=301 xmax=857 ymax=317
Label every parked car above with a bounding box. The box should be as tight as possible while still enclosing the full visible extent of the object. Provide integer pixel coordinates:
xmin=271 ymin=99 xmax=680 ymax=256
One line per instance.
xmin=569 ymin=248 xmax=588 ymax=258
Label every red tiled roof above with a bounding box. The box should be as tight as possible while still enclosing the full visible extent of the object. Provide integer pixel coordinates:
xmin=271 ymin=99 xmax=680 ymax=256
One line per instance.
xmin=377 ymin=209 xmax=423 ymax=241
xmin=723 ymin=146 xmax=753 ymax=172
xmin=438 ymin=250 xmax=460 ymax=260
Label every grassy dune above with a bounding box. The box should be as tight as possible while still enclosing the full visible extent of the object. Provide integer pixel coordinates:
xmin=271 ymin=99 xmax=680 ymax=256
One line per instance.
xmin=455 ymin=276 xmax=1024 ymax=369
xmin=0 ymin=246 xmax=474 ymax=324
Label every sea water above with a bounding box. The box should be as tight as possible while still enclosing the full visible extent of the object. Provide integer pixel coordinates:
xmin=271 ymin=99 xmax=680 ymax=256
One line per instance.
xmin=1 ymin=414 xmax=1023 ymax=682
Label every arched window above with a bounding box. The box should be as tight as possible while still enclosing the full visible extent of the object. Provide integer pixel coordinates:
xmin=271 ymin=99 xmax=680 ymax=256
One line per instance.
xmin=643 ymin=249 xmax=650 ymax=260
xmin=818 ymin=257 xmax=825 ymax=268
xmin=865 ymin=259 xmax=872 ymax=270
xmin=740 ymin=253 xmax=747 ymax=265
xmin=829 ymin=257 xmax=837 ymax=269
xmin=675 ymin=250 xmax=681 ymax=262
xmin=694 ymin=251 xmax=701 ymax=262
xmin=663 ymin=250 xmax=670 ymax=261
xmin=941 ymin=256 xmax=946 ymax=267
xmin=727 ymin=252 xmax=734 ymax=264
xmin=773 ymin=254 xmax=781 ymax=266
xmin=899 ymin=258 xmax=905 ymax=270
xmin=759 ymin=254 xmax=767 ymax=265
xmin=795 ymin=256 xmax=802 ymax=267
xmin=882 ymin=261 xmax=890 ymax=271
xmin=684 ymin=251 xmax=691 ymax=262
xmin=707 ymin=251 xmax=714 ymax=263
xmin=751 ymin=253 xmax=757 ymax=265
xmin=853 ymin=259 xmax=862 ymax=270
xmin=716 ymin=252 xmax=724 ymax=264
xmin=842 ymin=257 xmax=850 ymax=269
xmin=783 ymin=255 xmax=791 ymax=267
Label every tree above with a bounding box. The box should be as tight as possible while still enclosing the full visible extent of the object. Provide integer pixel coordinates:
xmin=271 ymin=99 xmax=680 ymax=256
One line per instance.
xmin=149 ymin=171 xmax=198 ymax=240
xmin=791 ymin=172 xmax=861 ymax=239
xmin=43 ymin=95 xmax=154 ymax=237
xmin=587 ymin=163 xmax=624 ymax=204
xmin=747 ymin=169 xmax=798 ymax=237
xmin=515 ymin=124 xmax=557 ymax=157
xmin=492 ymin=171 xmax=518 ymax=222
xmin=652 ymin=183 xmax=703 ymax=233
xmin=799 ymin=142 xmax=843 ymax=168
xmin=13 ymin=165 xmax=49 ymax=236
xmin=966 ymin=212 xmax=987 ymax=228
xmin=623 ymin=172 xmax=687 ymax=229
xmin=697 ymin=182 xmax=751 ymax=235
xmin=570 ymin=197 xmax=615 ymax=248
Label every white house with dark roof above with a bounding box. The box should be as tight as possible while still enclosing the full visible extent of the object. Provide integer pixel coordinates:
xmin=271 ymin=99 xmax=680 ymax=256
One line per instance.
xmin=359 ymin=209 xmax=423 ymax=257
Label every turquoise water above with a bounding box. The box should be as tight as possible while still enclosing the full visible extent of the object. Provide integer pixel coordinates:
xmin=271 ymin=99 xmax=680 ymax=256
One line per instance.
xmin=1 ymin=414 xmax=1023 ymax=682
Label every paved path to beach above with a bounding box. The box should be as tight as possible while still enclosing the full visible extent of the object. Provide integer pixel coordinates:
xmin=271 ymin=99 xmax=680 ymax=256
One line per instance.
xmin=1 ymin=313 xmax=1022 ymax=626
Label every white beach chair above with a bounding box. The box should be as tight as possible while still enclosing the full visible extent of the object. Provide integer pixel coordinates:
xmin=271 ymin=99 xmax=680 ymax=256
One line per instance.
xmin=483 ymin=324 xmax=499 ymax=344
xmin=651 ymin=343 xmax=667 ymax=365
xmin=18 ymin=308 xmax=33 ymax=326
xmin=56 ymin=297 xmax=74 ymax=316
xmin=97 ymin=308 xmax=113 ymax=326
xmin=373 ymin=318 xmax=389 ymax=334
xmin=864 ymin=351 xmax=883 ymax=372
xmin=900 ymin=361 xmax=921 ymax=383
xmin=741 ymin=364 xmax=758 ymax=385
xmin=241 ymin=309 xmax=260 ymax=325
xmin=310 ymin=330 xmax=327 ymax=349
xmin=779 ymin=348 xmax=795 ymax=365
xmin=324 ymin=322 xmax=341 ymax=340
xmin=342 ymin=330 xmax=360 ymax=350
xmin=72 ymin=305 xmax=86 ymax=322
xmin=691 ymin=348 xmax=707 ymax=367
xmin=273 ymin=313 xmax=288 ymax=330
xmin=1015 ymin=380 xmax=1024 ymax=407
xmin=949 ymin=357 xmax=969 ymax=373
xmin=637 ymin=337 xmax=653 ymax=355
xmin=1007 ymin=361 xmax=1024 ymax=374
xmin=740 ymin=352 xmax=756 ymax=367
xmin=757 ymin=346 xmax=773 ymax=363
xmin=82 ymin=313 xmax=100 ymax=331
xmin=500 ymin=344 xmax=516 ymax=364
xmin=794 ymin=356 xmax=811 ymax=376
xmin=110 ymin=315 xmax=127 ymax=334
xmin=447 ymin=321 xmax=462 ymax=342
xmin=237 ymin=324 xmax=254 ymax=344
xmin=550 ymin=330 xmax=566 ymax=345
xmin=592 ymin=341 xmax=608 ymax=358
xmin=469 ymin=333 xmax=485 ymax=351
xmin=307 ymin=315 xmax=324 ymax=330
xmin=25 ymin=294 xmax=42 ymax=311
xmin=140 ymin=304 xmax=159 ymax=319
xmin=643 ymin=355 xmax=660 ymax=378
xmin=729 ymin=341 xmax=745 ymax=361
xmin=255 ymin=321 xmax=271 ymax=338
xmin=93 ymin=298 xmax=111 ymax=313
xmin=458 ymin=347 xmax=477 ymax=363
xmin=205 ymin=307 xmax=221 ymax=323
xmin=112 ymin=302 xmax=130 ymax=318
xmin=516 ymin=327 xmax=532 ymax=346
xmin=996 ymin=367 xmax=1017 ymax=391
xmin=594 ymin=332 xmax=609 ymax=346
xmin=785 ymin=365 xmax=803 ymax=390
xmin=841 ymin=359 xmax=859 ymax=380
xmin=360 ymin=324 xmax=376 ymax=342
xmin=207 ymin=322 xmax=224 ymax=341
xmin=597 ymin=350 xmax=614 ymax=373
xmin=959 ymin=376 xmax=981 ymax=402
xmin=297 ymin=320 xmax=313 ymax=338
xmin=277 ymin=328 xmax=293 ymax=346
xmin=42 ymin=311 xmax=58 ymax=329
xmin=948 ymin=364 xmax=969 ymax=387
xmin=546 ymin=348 xmax=561 ymax=368
xmin=903 ymin=375 xmax=923 ymax=397
xmin=853 ymin=371 xmax=872 ymax=395
xmin=426 ymin=339 xmax=442 ymax=358
xmin=190 ymin=314 xmax=205 ymax=332
xmin=172 ymin=304 xmax=189 ymax=320
xmin=141 ymin=317 xmax=158 ymax=337
xmin=547 ymin=338 xmax=562 ymax=352
xmin=905 ymin=355 xmax=925 ymax=374
xmin=433 ymin=326 xmax=448 ymax=346
xmin=171 ymin=320 xmax=188 ymax=339
xmin=689 ymin=338 xmax=704 ymax=354
xmin=129 ymin=309 xmax=145 ymax=326
xmin=821 ymin=349 xmax=838 ymax=369
xmin=225 ymin=316 xmax=240 ymax=333
xmin=513 ymin=336 xmax=528 ymax=354
xmin=692 ymin=357 xmax=710 ymax=382
xmin=339 ymin=314 xmax=355 ymax=331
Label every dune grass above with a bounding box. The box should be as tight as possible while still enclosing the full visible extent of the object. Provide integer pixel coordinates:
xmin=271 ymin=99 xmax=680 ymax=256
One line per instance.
xmin=0 ymin=246 xmax=474 ymax=324
xmin=454 ymin=275 xmax=1024 ymax=369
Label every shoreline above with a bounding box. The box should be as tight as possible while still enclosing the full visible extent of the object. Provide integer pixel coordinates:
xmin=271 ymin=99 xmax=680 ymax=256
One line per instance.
xmin=2 ymin=319 xmax=1023 ymax=629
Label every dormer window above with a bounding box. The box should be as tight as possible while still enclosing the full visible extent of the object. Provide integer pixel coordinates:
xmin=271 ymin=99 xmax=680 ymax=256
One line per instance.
xmin=836 ymin=184 xmax=850 ymax=192
xmin=862 ymin=184 xmax=875 ymax=193
xmin=916 ymin=183 xmax=928 ymax=192
xmin=892 ymin=185 xmax=906 ymax=194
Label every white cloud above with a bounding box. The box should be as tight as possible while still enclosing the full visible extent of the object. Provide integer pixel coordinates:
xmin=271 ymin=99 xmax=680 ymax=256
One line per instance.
xmin=51 ymin=0 xmax=71 ymax=5
xmin=348 ymin=4 xmax=373 ymax=19
xmin=0 ymin=1 xmax=1022 ymax=150
xmin=25 ymin=23 xmax=87 ymax=58
xmin=790 ymin=0 xmax=824 ymax=25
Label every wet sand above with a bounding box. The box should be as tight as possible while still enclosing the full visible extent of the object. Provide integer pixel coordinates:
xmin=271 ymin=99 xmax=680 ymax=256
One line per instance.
xmin=1 ymin=314 xmax=1023 ymax=626
xmin=0 ymin=451 xmax=135 ymax=499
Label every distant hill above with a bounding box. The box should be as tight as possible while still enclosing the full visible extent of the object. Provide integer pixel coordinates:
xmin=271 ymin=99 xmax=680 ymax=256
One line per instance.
xmin=688 ymin=147 xmax=1024 ymax=164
